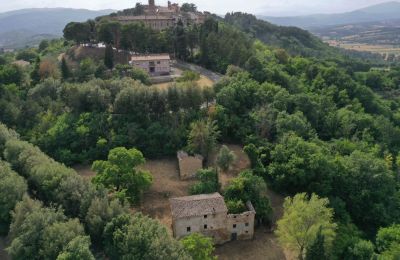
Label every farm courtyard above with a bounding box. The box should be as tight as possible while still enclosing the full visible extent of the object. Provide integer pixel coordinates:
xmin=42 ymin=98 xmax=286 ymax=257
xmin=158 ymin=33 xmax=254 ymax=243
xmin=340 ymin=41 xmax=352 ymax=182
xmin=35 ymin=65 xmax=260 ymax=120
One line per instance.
xmin=74 ymin=145 xmax=289 ymax=260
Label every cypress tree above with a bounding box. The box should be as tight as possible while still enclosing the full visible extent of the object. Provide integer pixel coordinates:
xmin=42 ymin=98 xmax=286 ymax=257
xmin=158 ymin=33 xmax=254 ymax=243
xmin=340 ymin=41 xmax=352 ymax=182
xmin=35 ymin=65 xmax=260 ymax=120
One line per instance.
xmin=30 ymin=56 xmax=41 ymax=85
xmin=61 ymin=56 xmax=71 ymax=80
xmin=104 ymin=44 xmax=114 ymax=69
xmin=306 ymin=227 xmax=326 ymax=260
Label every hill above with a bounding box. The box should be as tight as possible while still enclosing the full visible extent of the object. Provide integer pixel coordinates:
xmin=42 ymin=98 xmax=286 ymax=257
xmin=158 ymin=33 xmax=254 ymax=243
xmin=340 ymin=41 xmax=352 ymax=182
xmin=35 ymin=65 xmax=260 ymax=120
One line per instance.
xmin=224 ymin=12 xmax=384 ymax=61
xmin=259 ymin=1 xmax=400 ymax=29
xmin=0 ymin=8 xmax=113 ymax=48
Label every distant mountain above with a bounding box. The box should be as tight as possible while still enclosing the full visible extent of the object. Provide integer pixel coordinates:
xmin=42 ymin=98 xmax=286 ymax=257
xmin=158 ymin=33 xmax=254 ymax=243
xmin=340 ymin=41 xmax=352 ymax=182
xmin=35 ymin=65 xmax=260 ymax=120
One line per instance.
xmin=259 ymin=1 xmax=400 ymax=29
xmin=0 ymin=8 xmax=113 ymax=48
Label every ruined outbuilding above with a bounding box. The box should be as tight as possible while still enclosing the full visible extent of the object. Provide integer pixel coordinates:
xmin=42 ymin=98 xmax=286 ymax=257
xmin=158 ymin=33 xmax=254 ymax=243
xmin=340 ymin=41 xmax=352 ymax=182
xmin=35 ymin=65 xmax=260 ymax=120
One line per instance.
xmin=177 ymin=151 xmax=203 ymax=180
xmin=170 ymin=193 xmax=256 ymax=244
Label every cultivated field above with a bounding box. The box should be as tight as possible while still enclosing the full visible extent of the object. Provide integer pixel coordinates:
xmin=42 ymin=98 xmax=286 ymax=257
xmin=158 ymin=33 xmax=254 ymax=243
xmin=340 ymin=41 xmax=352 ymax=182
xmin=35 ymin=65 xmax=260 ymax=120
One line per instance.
xmin=326 ymin=40 xmax=400 ymax=56
xmin=74 ymin=145 xmax=289 ymax=259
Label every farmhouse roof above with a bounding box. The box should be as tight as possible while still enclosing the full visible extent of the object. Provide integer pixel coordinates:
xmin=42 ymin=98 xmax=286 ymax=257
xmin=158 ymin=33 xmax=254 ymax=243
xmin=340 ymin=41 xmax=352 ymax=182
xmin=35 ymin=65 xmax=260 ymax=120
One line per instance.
xmin=170 ymin=193 xmax=228 ymax=219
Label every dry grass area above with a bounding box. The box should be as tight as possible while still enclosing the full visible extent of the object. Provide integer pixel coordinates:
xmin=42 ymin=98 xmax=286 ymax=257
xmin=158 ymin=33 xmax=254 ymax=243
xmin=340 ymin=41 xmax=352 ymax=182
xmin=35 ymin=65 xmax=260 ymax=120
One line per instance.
xmin=215 ymin=227 xmax=286 ymax=260
xmin=137 ymin=159 xmax=196 ymax=229
xmin=74 ymin=145 xmax=289 ymax=260
xmin=152 ymin=75 xmax=214 ymax=90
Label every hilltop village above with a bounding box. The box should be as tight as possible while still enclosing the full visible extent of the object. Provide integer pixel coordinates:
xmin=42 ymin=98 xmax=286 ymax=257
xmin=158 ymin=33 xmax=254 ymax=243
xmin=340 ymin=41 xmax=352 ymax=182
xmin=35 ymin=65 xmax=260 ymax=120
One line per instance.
xmin=115 ymin=0 xmax=206 ymax=30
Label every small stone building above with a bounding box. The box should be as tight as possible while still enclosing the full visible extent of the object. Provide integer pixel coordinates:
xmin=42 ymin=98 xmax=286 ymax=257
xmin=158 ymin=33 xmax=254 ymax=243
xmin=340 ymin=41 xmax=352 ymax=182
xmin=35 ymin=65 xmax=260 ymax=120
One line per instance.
xmin=129 ymin=54 xmax=171 ymax=76
xmin=170 ymin=193 xmax=256 ymax=244
xmin=177 ymin=151 xmax=203 ymax=180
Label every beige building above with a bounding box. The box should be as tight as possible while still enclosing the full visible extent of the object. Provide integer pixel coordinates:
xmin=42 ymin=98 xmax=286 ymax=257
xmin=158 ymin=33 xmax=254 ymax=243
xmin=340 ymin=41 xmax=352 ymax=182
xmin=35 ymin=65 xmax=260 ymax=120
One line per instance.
xmin=170 ymin=193 xmax=256 ymax=244
xmin=116 ymin=15 xmax=175 ymax=31
xmin=177 ymin=151 xmax=203 ymax=180
xmin=115 ymin=0 xmax=206 ymax=31
xmin=129 ymin=54 xmax=171 ymax=76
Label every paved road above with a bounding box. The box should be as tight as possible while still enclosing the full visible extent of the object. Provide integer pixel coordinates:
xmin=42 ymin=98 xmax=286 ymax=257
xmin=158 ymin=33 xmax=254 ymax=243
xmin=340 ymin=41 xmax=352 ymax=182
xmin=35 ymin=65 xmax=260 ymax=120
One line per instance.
xmin=173 ymin=60 xmax=223 ymax=83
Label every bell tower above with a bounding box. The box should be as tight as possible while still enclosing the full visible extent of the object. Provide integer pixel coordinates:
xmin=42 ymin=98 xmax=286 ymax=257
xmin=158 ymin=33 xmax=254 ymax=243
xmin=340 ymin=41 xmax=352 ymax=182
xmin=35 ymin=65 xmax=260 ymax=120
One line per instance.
xmin=149 ymin=0 xmax=155 ymax=7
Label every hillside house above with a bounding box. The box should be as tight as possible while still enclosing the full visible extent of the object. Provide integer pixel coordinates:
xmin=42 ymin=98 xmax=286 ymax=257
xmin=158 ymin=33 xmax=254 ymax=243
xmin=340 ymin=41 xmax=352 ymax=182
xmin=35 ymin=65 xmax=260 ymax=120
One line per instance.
xmin=129 ymin=54 xmax=171 ymax=76
xmin=170 ymin=193 xmax=256 ymax=244
xmin=177 ymin=151 xmax=203 ymax=180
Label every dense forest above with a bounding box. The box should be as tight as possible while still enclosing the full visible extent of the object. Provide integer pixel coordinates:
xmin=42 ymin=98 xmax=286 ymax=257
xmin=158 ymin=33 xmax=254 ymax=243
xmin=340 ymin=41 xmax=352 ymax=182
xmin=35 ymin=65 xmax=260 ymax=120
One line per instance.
xmin=1 ymin=7 xmax=400 ymax=260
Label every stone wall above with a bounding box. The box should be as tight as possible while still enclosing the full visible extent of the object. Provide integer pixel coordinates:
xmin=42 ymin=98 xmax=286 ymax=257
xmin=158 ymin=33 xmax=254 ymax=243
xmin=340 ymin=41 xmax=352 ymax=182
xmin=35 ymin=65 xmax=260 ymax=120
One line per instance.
xmin=172 ymin=212 xmax=231 ymax=244
xmin=177 ymin=151 xmax=203 ymax=180
xmin=226 ymin=202 xmax=256 ymax=241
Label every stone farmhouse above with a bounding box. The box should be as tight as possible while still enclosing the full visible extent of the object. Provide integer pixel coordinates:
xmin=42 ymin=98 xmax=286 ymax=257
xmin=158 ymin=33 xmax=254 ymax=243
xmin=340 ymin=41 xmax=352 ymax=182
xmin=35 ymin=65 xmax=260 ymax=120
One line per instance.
xmin=177 ymin=151 xmax=203 ymax=180
xmin=116 ymin=0 xmax=206 ymax=31
xmin=170 ymin=193 xmax=256 ymax=244
xmin=129 ymin=54 xmax=171 ymax=75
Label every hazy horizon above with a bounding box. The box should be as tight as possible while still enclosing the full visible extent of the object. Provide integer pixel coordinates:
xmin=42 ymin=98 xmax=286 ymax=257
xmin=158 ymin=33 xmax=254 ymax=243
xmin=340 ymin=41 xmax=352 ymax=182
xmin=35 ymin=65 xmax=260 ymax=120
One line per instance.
xmin=0 ymin=0 xmax=399 ymax=16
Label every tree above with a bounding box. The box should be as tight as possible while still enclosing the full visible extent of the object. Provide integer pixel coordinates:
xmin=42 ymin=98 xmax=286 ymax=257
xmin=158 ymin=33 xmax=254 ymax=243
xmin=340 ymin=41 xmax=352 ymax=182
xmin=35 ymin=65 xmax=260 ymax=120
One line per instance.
xmin=0 ymin=161 xmax=27 ymax=234
xmin=276 ymin=193 xmax=337 ymax=260
xmin=181 ymin=233 xmax=216 ymax=260
xmin=103 ymin=213 xmax=190 ymax=259
xmin=39 ymin=219 xmax=86 ymax=260
xmin=15 ymin=49 xmax=38 ymax=63
xmin=188 ymin=119 xmax=220 ymax=161
xmin=7 ymin=197 xmax=67 ymax=260
xmin=84 ymin=196 xmax=129 ymax=245
xmin=104 ymin=44 xmax=114 ymax=69
xmin=31 ymin=56 xmax=41 ymax=84
xmin=305 ymin=227 xmax=326 ymax=260
xmin=63 ymin=22 xmax=91 ymax=44
xmin=97 ymin=21 xmax=122 ymax=47
xmin=174 ymin=20 xmax=188 ymax=60
xmin=224 ymin=171 xmax=272 ymax=224
xmin=349 ymin=240 xmax=375 ymax=260
xmin=190 ymin=168 xmax=220 ymax=195
xmin=216 ymin=145 xmax=236 ymax=172
xmin=92 ymin=147 xmax=153 ymax=204
xmin=61 ymin=57 xmax=71 ymax=80
xmin=56 ymin=236 xmax=94 ymax=260
xmin=180 ymin=3 xmax=197 ymax=12
xmin=39 ymin=40 xmax=50 ymax=52
xmin=376 ymin=224 xmax=400 ymax=253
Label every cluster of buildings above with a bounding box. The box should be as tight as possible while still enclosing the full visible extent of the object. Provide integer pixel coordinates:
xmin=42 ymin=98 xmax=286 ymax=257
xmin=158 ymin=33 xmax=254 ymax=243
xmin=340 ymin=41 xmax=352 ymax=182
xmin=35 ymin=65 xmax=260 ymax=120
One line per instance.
xmin=116 ymin=0 xmax=207 ymax=31
xmin=170 ymin=151 xmax=256 ymax=245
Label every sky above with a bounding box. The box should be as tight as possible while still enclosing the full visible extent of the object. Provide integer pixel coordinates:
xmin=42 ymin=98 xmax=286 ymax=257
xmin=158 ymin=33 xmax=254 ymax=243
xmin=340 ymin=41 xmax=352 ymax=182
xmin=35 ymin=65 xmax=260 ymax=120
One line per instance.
xmin=0 ymin=0 xmax=397 ymax=16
